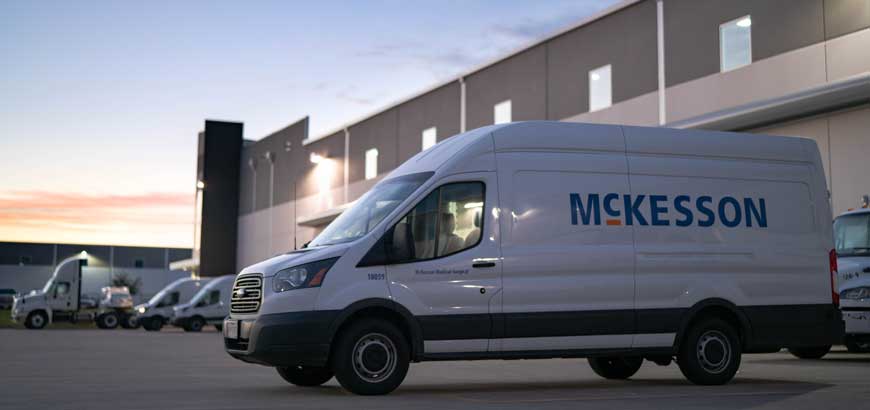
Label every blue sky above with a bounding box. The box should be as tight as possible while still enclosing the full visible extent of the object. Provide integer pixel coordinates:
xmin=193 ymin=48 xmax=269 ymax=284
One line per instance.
xmin=0 ymin=0 xmax=618 ymax=246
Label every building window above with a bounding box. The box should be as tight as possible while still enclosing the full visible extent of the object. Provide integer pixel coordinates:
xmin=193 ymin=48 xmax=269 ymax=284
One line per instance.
xmin=134 ymin=259 xmax=144 ymax=268
xmin=589 ymin=64 xmax=612 ymax=112
xmin=19 ymin=256 xmax=32 ymax=266
xmin=720 ymin=15 xmax=752 ymax=72
xmin=365 ymin=148 xmax=379 ymax=180
xmin=421 ymin=127 xmax=437 ymax=151
xmin=493 ymin=100 xmax=512 ymax=124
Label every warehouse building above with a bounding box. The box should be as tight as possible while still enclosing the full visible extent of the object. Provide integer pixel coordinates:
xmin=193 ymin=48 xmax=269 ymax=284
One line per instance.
xmin=189 ymin=0 xmax=870 ymax=276
xmin=0 ymin=241 xmax=192 ymax=302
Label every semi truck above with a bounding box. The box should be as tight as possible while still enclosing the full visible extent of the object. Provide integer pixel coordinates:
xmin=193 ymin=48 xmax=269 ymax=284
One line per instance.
xmin=10 ymin=252 xmax=138 ymax=329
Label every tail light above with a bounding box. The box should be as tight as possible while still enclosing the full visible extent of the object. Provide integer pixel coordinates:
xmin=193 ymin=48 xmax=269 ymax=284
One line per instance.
xmin=830 ymin=249 xmax=839 ymax=307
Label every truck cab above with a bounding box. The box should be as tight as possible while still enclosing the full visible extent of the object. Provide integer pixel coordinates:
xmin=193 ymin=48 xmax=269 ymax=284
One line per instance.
xmin=834 ymin=206 xmax=870 ymax=352
xmin=11 ymin=252 xmax=86 ymax=329
xmin=171 ymin=274 xmax=234 ymax=332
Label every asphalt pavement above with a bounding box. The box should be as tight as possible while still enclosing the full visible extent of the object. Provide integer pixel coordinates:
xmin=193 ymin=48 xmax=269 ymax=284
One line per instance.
xmin=1 ymin=327 xmax=868 ymax=410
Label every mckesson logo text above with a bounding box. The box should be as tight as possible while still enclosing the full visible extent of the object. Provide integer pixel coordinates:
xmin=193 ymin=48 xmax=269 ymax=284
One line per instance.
xmin=569 ymin=193 xmax=768 ymax=228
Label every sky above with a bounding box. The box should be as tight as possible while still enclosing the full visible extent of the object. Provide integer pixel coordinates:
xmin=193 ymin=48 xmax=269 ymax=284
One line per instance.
xmin=0 ymin=0 xmax=619 ymax=248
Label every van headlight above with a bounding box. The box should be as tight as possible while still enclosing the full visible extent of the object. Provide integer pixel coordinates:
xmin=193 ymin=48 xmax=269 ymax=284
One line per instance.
xmin=272 ymin=258 xmax=339 ymax=293
xmin=841 ymin=287 xmax=870 ymax=300
xmin=138 ymin=306 xmax=146 ymax=314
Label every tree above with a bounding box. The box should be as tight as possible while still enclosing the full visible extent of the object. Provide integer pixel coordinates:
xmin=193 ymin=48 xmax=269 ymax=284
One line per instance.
xmin=112 ymin=273 xmax=142 ymax=296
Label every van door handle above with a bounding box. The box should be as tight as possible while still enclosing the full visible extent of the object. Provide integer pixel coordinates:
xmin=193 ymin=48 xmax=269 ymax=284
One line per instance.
xmin=472 ymin=262 xmax=496 ymax=268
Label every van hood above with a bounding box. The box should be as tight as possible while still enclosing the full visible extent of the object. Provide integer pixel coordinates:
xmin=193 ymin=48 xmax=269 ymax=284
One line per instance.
xmin=239 ymin=243 xmax=352 ymax=277
xmin=838 ymin=256 xmax=870 ymax=289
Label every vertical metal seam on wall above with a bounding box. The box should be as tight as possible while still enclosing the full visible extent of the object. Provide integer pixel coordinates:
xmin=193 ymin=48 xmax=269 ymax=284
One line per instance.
xmin=656 ymin=0 xmax=666 ymax=125
xmin=343 ymin=128 xmax=350 ymax=204
xmin=459 ymin=78 xmax=467 ymax=132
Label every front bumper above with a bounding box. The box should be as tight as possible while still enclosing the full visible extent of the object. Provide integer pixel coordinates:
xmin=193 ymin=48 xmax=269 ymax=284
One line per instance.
xmin=843 ymin=309 xmax=870 ymax=335
xmin=224 ymin=310 xmax=339 ymax=367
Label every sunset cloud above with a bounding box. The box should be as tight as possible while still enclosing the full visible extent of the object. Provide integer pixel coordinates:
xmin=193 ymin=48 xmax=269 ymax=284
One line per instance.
xmin=0 ymin=190 xmax=195 ymax=247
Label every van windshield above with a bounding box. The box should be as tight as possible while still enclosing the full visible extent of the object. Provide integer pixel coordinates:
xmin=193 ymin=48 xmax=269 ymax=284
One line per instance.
xmin=309 ymin=172 xmax=433 ymax=247
xmin=834 ymin=213 xmax=870 ymax=257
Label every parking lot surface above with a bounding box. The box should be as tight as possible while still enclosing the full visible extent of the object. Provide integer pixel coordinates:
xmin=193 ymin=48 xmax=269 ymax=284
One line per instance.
xmin=1 ymin=328 xmax=868 ymax=410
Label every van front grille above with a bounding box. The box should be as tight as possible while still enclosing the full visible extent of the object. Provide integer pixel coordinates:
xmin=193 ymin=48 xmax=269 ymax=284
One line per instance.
xmin=230 ymin=273 xmax=263 ymax=314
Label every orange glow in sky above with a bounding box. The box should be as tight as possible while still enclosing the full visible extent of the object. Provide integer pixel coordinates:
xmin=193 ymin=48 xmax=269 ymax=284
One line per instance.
xmin=0 ymin=190 xmax=194 ymax=248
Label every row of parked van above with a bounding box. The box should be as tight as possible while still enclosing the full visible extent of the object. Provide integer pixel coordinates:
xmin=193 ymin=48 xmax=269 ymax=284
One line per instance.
xmin=134 ymin=275 xmax=235 ymax=332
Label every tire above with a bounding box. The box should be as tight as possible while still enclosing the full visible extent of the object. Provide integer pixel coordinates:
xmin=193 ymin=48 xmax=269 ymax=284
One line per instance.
xmin=142 ymin=317 xmax=163 ymax=331
xmin=276 ymin=366 xmax=334 ymax=387
xmin=98 ymin=312 xmax=120 ymax=329
xmin=24 ymin=311 xmax=48 ymax=330
xmin=331 ymin=318 xmax=410 ymax=395
xmin=185 ymin=316 xmax=205 ymax=332
xmin=677 ymin=318 xmax=742 ymax=385
xmin=120 ymin=315 xmax=140 ymax=329
xmin=788 ymin=345 xmax=831 ymax=359
xmin=845 ymin=337 xmax=870 ymax=353
xmin=588 ymin=356 xmax=643 ymax=379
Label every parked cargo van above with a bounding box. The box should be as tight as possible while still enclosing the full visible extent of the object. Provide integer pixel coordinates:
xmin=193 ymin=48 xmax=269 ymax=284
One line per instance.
xmin=134 ymin=277 xmax=207 ymax=331
xmin=833 ymin=207 xmax=870 ymax=353
xmin=171 ymin=274 xmax=234 ymax=332
xmin=223 ymin=122 xmax=843 ymax=395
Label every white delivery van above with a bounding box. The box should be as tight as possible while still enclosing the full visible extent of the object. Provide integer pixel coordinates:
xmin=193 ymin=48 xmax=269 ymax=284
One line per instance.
xmin=134 ymin=278 xmax=208 ymax=331
xmin=223 ymin=122 xmax=843 ymax=395
xmin=171 ymin=274 xmax=235 ymax=332
xmin=833 ymin=207 xmax=870 ymax=353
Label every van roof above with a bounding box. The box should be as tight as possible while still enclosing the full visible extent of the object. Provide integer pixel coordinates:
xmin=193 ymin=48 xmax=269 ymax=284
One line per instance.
xmin=385 ymin=121 xmax=818 ymax=181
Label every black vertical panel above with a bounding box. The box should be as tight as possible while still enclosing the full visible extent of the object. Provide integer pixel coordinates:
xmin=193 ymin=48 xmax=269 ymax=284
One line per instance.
xmin=199 ymin=120 xmax=243 ymax=277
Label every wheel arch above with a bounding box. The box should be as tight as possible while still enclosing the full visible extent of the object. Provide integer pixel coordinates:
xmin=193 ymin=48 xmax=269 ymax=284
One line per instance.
xmin=675 ymin=298 xmax=752 ymax=351
xmin=326 ymin=298 xmax=423 ymax=361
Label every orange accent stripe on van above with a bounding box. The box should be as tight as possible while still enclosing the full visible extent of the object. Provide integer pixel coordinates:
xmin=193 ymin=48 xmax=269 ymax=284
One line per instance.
xmin=606 ymin=219 xmax=622 ymax=226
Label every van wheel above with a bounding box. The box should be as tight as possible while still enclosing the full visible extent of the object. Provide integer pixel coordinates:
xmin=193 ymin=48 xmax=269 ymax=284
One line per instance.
xmin=677 ymin=318 xmax=741 ymax=385
xmin=143 ymin=317 xmax=163 ymax=331
xmin=276 ymin=366 xmax=334 ymax=387
xmin=331 ymin=318 xmax=410 ymax=395
xmin=25 ymin=311 xmax=48 ymax=329
xmin=588 ymin=356 xmax=643 ymax=379
xmin=788 ymin=345 xmax=831 ymax=359
xmin=98 ymin=312 xmax=120 ymax=329
xmin=186 ymin=317 xmax=205 ymax=332
xmin=845 ymin=337 xmax=870 ymax=353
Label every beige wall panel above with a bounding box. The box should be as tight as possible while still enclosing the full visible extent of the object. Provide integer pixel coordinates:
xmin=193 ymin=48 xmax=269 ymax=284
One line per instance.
xmin=667 ymin=43 xmax=827 ymax=123
xmin=829 ymin=106 xmax=870 ymax=215
xmin=826 ymin=28 xmax=870 ymax=81
xmin=563 ymin=91 xmax=660 ymax=126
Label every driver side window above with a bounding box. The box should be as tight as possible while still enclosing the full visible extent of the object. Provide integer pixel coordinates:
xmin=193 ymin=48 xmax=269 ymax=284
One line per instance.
xmin=54 ymin=282 xmax=71 ymax=297
xmin=157 ymin=291 xmax=180 ymax=308
xmin=388 ymin=182 xmax=485 ymax=264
